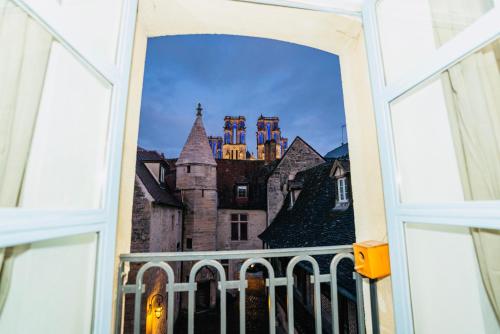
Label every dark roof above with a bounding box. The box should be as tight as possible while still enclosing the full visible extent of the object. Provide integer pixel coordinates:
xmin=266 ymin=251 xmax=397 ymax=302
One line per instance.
xmin=325 ymin=143 xmax=349 ymax=160
xmin=136 ymin=150 xmax=182 ymax=208
xmin=216 ymin=159 xmax=274 ymax=210
xmin=259 ymin=161 xmax=356 ymax=297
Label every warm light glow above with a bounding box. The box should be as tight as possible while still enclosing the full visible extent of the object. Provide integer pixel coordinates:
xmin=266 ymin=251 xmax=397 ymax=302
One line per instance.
xmin=148 ymin=294 xmax=164 ymax=320
xmin=154 ymin=306 xmax=163 ymax=319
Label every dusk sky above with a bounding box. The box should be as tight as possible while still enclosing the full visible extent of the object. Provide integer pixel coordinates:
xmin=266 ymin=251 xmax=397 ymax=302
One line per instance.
xmin=138 ymin=34 xmax=346 ymax=158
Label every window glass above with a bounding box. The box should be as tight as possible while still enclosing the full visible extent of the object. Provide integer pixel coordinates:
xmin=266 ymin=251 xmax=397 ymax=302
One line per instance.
xmin=0 ymin=233 xmax=97 ymax=333
xmin=240 ymin=214 xmax=248 ymax=221
xmin=186 ymin=238 xmax=192 ymax=249
xmin=231 ymin=223 xmax=239 ymax=240
xmin=23 ymin=0 xmax=123 ymax=64
xmin=0 ymin=1 xmax=112 ymax=209
xmin=391 ymin=38 xmax=500 ymax=202
xmin=237 ymin=185 xmax=248 ymax=198
xmin=405 ymin=223 xmax=499 ymax=332
xmin=240 ymin=223 xmax=248 ymax=240
xmin=377 ymin=0 xmax=495 ymax=83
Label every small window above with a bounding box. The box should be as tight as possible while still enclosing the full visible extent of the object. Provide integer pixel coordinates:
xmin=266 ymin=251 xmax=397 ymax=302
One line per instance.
xmin=231 ymin=213 xmax=248 ymax=241
xmin=186 ymin=238 xmax=192 ymax=249
xmin=171 ymin=215 xmax=175 ymax=231
xmin=176 ymin=242 xmax=180 ymax=251
xmin=237 ymin=185 xmax=248 ymax=198
xmin=338 ymin=177 xmax=348 ymax=203
xmin=159 ymin=166 xmax=166 ymax=184
xmin=202 ymin=189 xmax=205 ymax=197
xmin=187 ymin=166 xmax=191 ymax=173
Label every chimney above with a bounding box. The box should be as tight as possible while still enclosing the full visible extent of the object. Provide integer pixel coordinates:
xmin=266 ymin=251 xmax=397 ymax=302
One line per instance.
xmin=264 ymin=139 xmax=277 ymax=163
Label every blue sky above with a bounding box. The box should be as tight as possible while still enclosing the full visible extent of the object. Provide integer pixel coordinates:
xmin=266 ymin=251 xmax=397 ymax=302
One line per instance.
xmin=138 ymin=34 xmax=346 ymax=158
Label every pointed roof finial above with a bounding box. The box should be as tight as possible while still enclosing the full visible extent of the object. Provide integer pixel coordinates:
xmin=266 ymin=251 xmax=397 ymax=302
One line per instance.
xmin=196 ymin=103 xmax=203 ymax=117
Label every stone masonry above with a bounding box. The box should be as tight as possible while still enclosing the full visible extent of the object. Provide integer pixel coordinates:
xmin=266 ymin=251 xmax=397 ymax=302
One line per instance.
xmin=266 ymin=137 xmax=325 ymax=225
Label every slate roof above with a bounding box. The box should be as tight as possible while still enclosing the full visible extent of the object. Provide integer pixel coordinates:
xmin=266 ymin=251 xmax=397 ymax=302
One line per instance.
xmin=259 ymin=161 xmax=356 ymax=298
xmin=325 ymin=143 xmax=349 ymax=160
xmin=177 ymin=114 xmax=217 ymax=166
xmin=216 ymin=159 xmax=275 ymax=210
xmin=136 ymin=150 xmax=182 ymax=208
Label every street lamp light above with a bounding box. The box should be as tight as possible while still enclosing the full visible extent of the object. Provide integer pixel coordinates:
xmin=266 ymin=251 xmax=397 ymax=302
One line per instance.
xmin=148 ymin=294 xmax=164 ymax=319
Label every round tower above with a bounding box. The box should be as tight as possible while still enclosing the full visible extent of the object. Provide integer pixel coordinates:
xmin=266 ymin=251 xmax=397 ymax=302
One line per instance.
xmin=176 ymin=103 xmax=218 ymax=251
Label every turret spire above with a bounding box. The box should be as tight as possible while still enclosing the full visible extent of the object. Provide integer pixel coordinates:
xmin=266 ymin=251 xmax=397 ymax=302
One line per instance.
xmin=196 ymin=103 xmax=203 ymax=117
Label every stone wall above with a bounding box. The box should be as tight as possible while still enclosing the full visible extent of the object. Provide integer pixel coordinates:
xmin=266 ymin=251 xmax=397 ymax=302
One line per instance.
xmin=216 ymin=209 xmax=266 ymax=281
xmin=125 ymin=177 xmax=183 ymax=334
xmin=267 ymin=138 xmax=325 ymax=225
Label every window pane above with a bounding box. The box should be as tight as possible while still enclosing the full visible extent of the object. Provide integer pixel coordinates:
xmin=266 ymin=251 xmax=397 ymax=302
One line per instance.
xmin=405 ymin=223 xmax=499 ymax=332
xmin=377 ymin=0 xmax=495 ymax=83
xmin=0 ymin=233 xmax=97 ymax=333
xmin=23 ymin=0 xmax=123 ymax=63
xmin=231 ymin=223 xmax=239 ymax=240
xmin=391 ymin=38 xmax=500 ymax=202
xmin=240 ymin=214 xmax=248 ymax=221
xmin=0 ymin=2 xmax=112 ymax=209
xmin=231 ymin=214 xmax=238 ymax=222
xmin=240 ymin=223 xmax=248 ymax=241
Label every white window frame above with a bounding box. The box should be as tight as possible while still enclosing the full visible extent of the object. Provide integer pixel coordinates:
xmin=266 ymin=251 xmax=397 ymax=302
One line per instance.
xmin=337 ymin=177 xmax=348 ymax=203
xmin=236 ymin=185 xmax=248 ymax=198
xmin=362 ymin=2 xmax=500 ymax=333
xmin=0 ymin=1 xmax=138 ymax=333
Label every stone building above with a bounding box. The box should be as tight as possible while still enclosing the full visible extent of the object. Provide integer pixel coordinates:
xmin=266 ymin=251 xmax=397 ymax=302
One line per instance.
xmin=129 ymin=105 xmax=333 ymax=329
xmin=266 ymin=136 xmax=326 ymax=225
xmin=207 ymin=113 xmax=288 ymax=161
xmin=125 ymin=149 xmax=183 ymax=334
xmin=259 ymin=153 xmax=357 ymax=334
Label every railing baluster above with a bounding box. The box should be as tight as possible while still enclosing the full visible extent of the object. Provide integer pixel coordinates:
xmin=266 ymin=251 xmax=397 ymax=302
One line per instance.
xmin=134 ymin=262 xmax=176 ymax=334
xmin=188 ymin=260 xmax=227 ymax=334
xmin=114 ymin=261 xmax=125 ymax=334
xmin=116 ymin=246 xmax=362 ymax=334
xmin=239 ymin=258 xmax=277 ymax=334
xmin=330 ymin=253 xmax=355 ymax=334
xmin=286 ymin=255 xmax=322 ymax=334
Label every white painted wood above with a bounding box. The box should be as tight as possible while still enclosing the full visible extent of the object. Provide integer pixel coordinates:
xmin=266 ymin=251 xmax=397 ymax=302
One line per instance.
xmin=363 ymin=0 xmax=500 ymax=331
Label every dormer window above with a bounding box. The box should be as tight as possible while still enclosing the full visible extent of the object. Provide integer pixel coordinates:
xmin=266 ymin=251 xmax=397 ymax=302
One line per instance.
xmin=237 ymin=185 xmax=248 ymax=198
xmin=338 ymin=177 xmax=348 ymax=203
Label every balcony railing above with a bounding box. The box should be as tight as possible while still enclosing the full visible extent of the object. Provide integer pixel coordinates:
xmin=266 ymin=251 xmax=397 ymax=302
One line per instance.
xmin=115 ymin=245 xmax=366 ymax=334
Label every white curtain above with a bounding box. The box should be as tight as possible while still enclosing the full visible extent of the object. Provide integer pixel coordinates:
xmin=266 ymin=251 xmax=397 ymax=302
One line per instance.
xmin=430 ymin=0 xmax=500 ymax=323
xmin=0 ymin=0 xmax=52 ymax=312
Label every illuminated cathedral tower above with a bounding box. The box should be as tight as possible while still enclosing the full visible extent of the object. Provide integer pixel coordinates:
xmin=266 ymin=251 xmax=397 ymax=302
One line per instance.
xmin=256 ymin=115 xmax=288 ymax=160
xmin=208 ymin=136 xmax=223 ymax=159
xmin=222 ymin=116 xmax=247 ymax=160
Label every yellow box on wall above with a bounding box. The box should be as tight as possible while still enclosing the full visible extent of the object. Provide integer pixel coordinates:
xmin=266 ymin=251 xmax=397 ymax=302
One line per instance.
xmin=353 ymin=240 xmax=391 ymax=279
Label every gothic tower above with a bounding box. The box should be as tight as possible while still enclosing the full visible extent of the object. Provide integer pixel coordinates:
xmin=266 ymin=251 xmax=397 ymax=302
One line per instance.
xmin=176 ymin=104 xmax=218 ymax=252
xmin=222 ymin=116 xmax=247 ymax=160
xmin=256 ymin=115 xmax=288 ymax=160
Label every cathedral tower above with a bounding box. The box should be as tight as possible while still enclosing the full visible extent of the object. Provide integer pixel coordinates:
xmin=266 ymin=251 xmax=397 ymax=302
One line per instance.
xmin=176 ymin=103 xmax=217 ymax=251
xmin=256 ymin=115 xmax=288 ymax=160
xmin=222 ymin=116 xmax=247 ymax=160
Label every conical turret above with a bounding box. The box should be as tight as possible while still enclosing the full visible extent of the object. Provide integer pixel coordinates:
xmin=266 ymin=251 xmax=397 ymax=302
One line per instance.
xmin=176 ymin=103 xmax=216 ymax=167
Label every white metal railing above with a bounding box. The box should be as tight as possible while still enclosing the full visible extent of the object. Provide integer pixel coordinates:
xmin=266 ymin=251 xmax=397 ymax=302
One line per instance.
xmin=114 ymin=245 xmax=366 ymax=334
